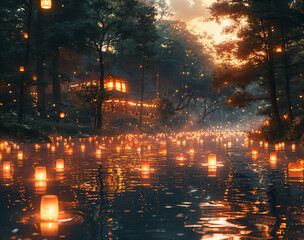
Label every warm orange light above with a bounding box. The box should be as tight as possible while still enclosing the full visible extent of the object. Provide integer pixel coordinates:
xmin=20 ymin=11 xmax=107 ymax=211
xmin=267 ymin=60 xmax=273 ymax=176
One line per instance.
xmin=56 ymin=159 xmax=64 ymax=171
xmin=24 ymin=33 xmax=28 ymax=38
xmin=40 ymin=195 xmax=59 ymax=221
xmin=292 ymin=144 xmax=296 ymax=151
xmin=177 ymin=154 xmax=185 ymax=161
xmin=251 ymin=148 xmax=258 ymax=155
xmin=40 ymin=222 xmax=58 ymax=236
xmin=208 ymin=154 xmax=217 ymax=166
xmin=208 ymin=165 xmax=217 ymax=177
xmin=35 ymin=144 xmax=41 ymax=150
xmin=264 ymin=142 xmax=268 ymax=149
xmin=270 ymin=152 xmax=277 ymax=161
xmin=96 ymin=149 xmax=102 ymax=155
xmin=81 ymin=144 xmax=85 ymax=151
xmin=6 ymin=146 xmax=11 ymax=153
xmin=51 ymin=145 xmax=56 ymax=152
xmin=41 ymin=0 xmax=52 ymax=9
xmin=60 ymin=112 xmax=65 ymax=118
xmin=20 ymin=66 xmax=24 ymax=72
xmin=288 ymin=161 xmax=303 ymax=178
xmin=3 ymin=161 xmax=10 ymax=171
xmin=228 ymin=98 xmax=232 ymax=103
xmin=189 ymin=147 xmax=194 ymax=155
xmin=116 ymin=145 xmax=121 ymax=152
xmin=17 ymin=151 xmax=23 ymax=160
xmin=35 ymin=167 xmax=47 ymax=181
xmin=275 ymin=45 xmax=282 ymax=53
xmin=227 ymin=140 xmax=232 ymax=148
xmin=35 ymin=180 xmax=47 ymax=194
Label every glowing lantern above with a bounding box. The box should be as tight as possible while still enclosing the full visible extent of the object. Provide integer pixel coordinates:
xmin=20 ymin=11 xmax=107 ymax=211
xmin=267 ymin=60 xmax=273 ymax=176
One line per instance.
xmin=56 ymin=159 xmax=64 ymax=172
xmin=251 ymin=148 xmax=258 ymax=155
xmin=264 ymin=120 xmax=270 ymax=126
xmin=270 ymin=152 xmax=277 ymax=161
xmin=189 ymin=147 xmax=194 ymax=155
xmin=35 ymin=167 xmax=47 ymax=181
xmin=60 ymin=112 xmax=65 ymax=118
xmin=40 ymin=195 xmax=59 ymax=221
xmin=292 ymin=144 xmax=296 ymax=151
xmin=24 ymin=33 xmax=28 ymax=38
xmin=81 ymin=144 xmax=85 ymax=152
xmin=41 ymin=0 xmax=52 ymax=9
xmin=51 ymin=145 xmax=56 ymax=152
xmin=227 ymin=140 xmax=232 ymax=148
xmin=68 ymin=147 xmax=73 ymax=155
xmin=288 ymin=161 xmax=303 ymax=178
xmin=177 ymin=154 xmax=185 ymax=161
xmin=96 ymin=149 xmax=102 ymax=155
xmin=137 ymin=147 xmax=141 ymax=153
xmin=41 ymin=222 xmax=58 ymax=236
xmin=20 ymin=66 xmax=24 ymax=72
xmin=264 ymin=142 xmax=268 ymax=149
xmin=35 ymin=144 xmax=41 ymax=150
xmin=3 ymin=161 xmax=10 ymax=171
xmin=275 ymin=45 xmax=282 ymax=53
xmin=259 ymin=141 xmax=263 ymax=147
xmin=17 ymin=151 xmax=23 ymax=160
xmin=47 ymin=143 xmax=51 ymax=148
xmin=116 ymin=145 xmax=121 ymax=152
xmin=208 ymin=154 xmax=217 ymax=167
xmin=6 ymin=146 xmax=11 ymax=153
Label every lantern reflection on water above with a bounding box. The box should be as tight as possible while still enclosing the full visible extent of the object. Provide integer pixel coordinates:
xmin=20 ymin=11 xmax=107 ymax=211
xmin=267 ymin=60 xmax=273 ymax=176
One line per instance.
xmin=208 ymin=165 xmax=217 ymax=177
xmin=40 ymin=195 xmax=59 ymax=221
xmin=40 ymin=222 xmax=58 ymax=236
xmin=56 ymin=159 xmax=64 ymax=172
xmin=35 ymin=167 xmax=47 ymax=181
xmin=35 ymin=180 xmax=47 ymax=194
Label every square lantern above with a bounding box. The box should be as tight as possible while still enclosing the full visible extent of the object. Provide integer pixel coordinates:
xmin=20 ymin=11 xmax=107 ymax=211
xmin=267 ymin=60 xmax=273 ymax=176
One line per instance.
xmin=35 ymin=166 xmax=47 ymax=181
xmin=40 ymin=195 xmax=59 ymax=220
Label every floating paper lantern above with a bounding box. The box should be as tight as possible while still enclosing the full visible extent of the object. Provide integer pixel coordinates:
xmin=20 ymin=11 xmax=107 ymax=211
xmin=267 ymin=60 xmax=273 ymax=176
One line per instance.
xmin=208 ymin=154 xmax=217 ymax=167
xmin=251 ymin=148 xmax=258 ymax=155
xmin=24 ymin=33 xmax=28 ymax=38
xmin=60 ymin=112 xmax=65 ymax=118
xmin=56 ymin=159 xmax=64 ymax=171
xmin=81 ymin=144 xmax=85 ymax=151
xmin=35 ymin=167 xmax=47 ymax=181
xmin=17 ymin=151 xmax=23 ymax=160
xmin=3 ymin=161 xmax=10 ymax=171
xmin=20 ymin=66 xmax=24 ymax=72
xmin=292 ymin=144 xmax=296 ymax=151
xmin=275 ymin=45 xmax=282 ymax=53
xmin=270 ymin=152 xmax=277 ymax=161
xmin=40 ymin=195 xmax=59 ymax=221
xmin=41 ymin=0 xmax=52 ymax=9
xmin=264 ymin=142 xmax=268 ymax=149
xmin=177 ymin=154 xmax=185 ymax=161
xmin=47 ymin=143 xmax=51 ymax=148
xmin=189 ymin=147 xmax=194 ymax=154
xmin=227 ymin=140 xmax=232 ymax=148
xmin=288 ymin=161 xmax=303 ymax=178
xmin=96 ymin=149 xmax=102 ymax=155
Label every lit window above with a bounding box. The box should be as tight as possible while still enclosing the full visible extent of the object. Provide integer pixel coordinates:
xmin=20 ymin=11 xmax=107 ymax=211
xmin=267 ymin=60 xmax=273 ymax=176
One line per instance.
xmin=116 ymin=81 xmax=121 ymax=91
xmin=108 ymin=81 xmax=113 ymax=90
xmin=122 ymin=83 xmax=126 ymax=92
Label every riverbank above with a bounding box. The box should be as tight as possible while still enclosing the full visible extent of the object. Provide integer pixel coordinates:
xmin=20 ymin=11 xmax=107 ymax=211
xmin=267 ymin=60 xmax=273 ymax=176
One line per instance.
xmin=247 ymin=115 xmax=304 ymax=144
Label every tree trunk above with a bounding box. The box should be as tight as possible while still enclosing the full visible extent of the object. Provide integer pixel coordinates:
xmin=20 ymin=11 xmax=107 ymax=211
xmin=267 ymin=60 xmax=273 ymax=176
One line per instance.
xmin=36 ymin=9 xmax=47 ymax=119
xmin=139 ymin=56 xmax=145 ymax=129
xmin=96 ymin=52 xmax=104 ymax=129
xmin=18 ymin=4 xmax=32 ymax=123
xmin=268 ymin=26 xmax=281 ymax=127
xmin=52 ymin=48 xmax=61 ymax=120
xmin=280 ymin=23 xmax=293 ymax=120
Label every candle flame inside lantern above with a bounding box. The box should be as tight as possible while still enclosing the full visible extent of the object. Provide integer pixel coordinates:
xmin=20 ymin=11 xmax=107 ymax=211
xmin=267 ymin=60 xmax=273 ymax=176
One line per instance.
xmin=41 ymin=0 xmax=52 ymax=9
xmin=292 ymin=144 xmax=296 ymax=151
xmin=40 ymin=195 xmax=59 ymax=221
xmin=35 ymin=167 xmax=47 ymax=181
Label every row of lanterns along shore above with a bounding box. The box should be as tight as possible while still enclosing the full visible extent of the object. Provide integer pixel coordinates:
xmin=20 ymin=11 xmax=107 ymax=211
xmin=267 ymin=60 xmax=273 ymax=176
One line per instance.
xmin=0 ymin=130 xmax=302 ymax=237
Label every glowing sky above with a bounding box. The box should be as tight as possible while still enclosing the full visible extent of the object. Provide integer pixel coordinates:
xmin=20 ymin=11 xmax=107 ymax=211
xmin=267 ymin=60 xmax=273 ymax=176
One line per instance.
xmin=169 ymin=0 xmax=231 ymax=44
